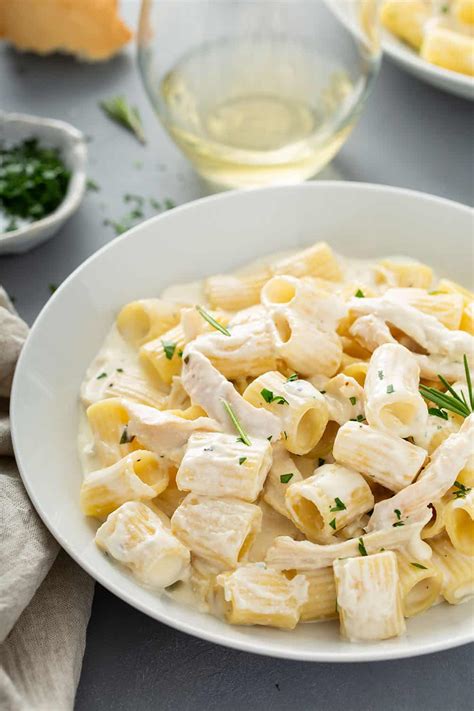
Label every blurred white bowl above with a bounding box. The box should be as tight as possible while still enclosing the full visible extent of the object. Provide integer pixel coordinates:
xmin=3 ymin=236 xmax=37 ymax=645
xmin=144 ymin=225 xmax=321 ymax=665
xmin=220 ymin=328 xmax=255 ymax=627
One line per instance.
xmin=382 ymin=29 xmax=474 ymax=101
xmin=0 ymin=111 xmax=87 ymax=254
xmin=11 ymin=183 xmax=474 ymax=661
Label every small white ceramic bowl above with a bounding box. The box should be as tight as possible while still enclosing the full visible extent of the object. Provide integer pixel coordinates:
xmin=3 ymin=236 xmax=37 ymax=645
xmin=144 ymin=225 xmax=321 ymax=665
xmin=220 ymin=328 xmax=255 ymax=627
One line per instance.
xmin=381 ymin=30 xmax=474 ymax=101
xmin=0 ymin=111 xmax=87 ymax=255
xmin=11 ymin=183 xmax=474 ymax=662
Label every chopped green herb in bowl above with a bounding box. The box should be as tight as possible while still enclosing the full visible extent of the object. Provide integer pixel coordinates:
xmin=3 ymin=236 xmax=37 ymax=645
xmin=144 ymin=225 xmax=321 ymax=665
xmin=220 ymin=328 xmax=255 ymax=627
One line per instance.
xmin=0 ymin=138 xmax=71 ymax=232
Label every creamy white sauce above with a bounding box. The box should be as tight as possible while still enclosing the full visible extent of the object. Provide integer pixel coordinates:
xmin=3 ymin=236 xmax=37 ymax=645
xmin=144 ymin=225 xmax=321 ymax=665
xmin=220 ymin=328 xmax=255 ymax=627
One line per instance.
xmin=78 ymin=250 xmax=447 ymax=621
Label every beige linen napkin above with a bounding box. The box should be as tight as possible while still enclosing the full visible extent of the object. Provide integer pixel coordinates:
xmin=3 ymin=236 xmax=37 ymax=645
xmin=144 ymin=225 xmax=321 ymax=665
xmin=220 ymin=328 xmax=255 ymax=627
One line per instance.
xmin=0 ymin=288 xmax=94 ymax=711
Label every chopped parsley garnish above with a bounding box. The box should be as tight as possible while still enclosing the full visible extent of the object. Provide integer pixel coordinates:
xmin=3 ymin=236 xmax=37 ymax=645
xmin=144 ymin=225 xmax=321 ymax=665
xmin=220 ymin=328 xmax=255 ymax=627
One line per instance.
xmin=119 ymin=426 xmax=135 ymax=444
xmin=386 ymin=384 xmax=395 ymax=394
xmin=287 ymin=373 xmax=298 ymax=382
xmin=96 ymin=372 xmax=107 ymax=379
xmin=116 ymin=368 xmax=124 ymax=373
xmin=164 ymin=198 xmax=176 ymax=210
xmin=378 ymin=370 xmax=384 ymax=380
xmin=280 ymin=473 xmax=294 ymax=484
xmin=222 ymin=399 xmax=251 ymax=446
xmin=329 ymin=518 xmax=337 ymax=530
xmin=0 ymin=139 xmax=70 ymax=226
xmin=410 ymin=562 xmax=428 ymax=570
xmin=49 ymin=283 xmax=58 ymax=294
xmin=267 ymin=435 xmax=273 ymax=441
xmin=428 ymin=407 xmax=448 ymax=420
xmin=100 ymin=96 xmax=146 ymax=144
xmin=420 ymin=354 xmax=473 ymax=419
xmin=393 ymin=521 xmax=405 ymax=527
xmin=349 ymin=396 xmax=357 ymax=405
xmin=195 ymin=305 xmax=231 ymax=336
xmin=260 ymin=388 xmax=289 ymax=405
xmin=330 ymin=497 xmax=346 ymax=512
xmin=162 ymin=340 xmax=177 ymax=360
xmin=452 ymin=480 xmax=472 ymax=499
xmin=358 ymin=538 xmax=368 ymax=556
xmin=394 ymin=509 xmax=402 ymax=521
xmin=350 ymin=415 xmax=365 ymax=422
xmin=354 ymin=289 xmax=365 ymax=298
xmin=86 ymin=178 xmax=100 ymax=192
xmin=239 ymin=457 xmax=247 ymax=465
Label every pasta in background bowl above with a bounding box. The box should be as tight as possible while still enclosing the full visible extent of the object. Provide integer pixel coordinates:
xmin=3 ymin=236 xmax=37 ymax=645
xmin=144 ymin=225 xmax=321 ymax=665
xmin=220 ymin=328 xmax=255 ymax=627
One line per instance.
xmin=380 ymin=0 xmax=474 ymax=99
xmin=11 ymin=183 xmax=474 ymax=661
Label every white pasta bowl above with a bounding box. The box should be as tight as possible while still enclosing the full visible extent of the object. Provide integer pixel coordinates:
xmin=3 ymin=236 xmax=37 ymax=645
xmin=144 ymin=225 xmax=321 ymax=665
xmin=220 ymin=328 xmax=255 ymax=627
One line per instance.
xmin=381 ymin=29 xmax=474 ymax=101
xmin=11 ymin=183 xmax=474 ymax=662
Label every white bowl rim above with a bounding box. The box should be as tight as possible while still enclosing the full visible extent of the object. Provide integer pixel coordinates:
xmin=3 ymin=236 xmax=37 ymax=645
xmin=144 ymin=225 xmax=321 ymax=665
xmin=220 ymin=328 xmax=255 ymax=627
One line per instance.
xmin=11 ymin=181 xmax=474 ymax=662
xmin=0 ymin=111 xmax=87 ymax=246
xmin=381 ymin=31 xmax=474 ymax=98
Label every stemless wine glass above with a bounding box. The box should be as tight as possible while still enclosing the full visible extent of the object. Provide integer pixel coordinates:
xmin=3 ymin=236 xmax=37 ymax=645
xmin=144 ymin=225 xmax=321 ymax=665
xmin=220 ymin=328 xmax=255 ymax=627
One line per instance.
xmin=137 ymin=0 xmax=381 ymax=189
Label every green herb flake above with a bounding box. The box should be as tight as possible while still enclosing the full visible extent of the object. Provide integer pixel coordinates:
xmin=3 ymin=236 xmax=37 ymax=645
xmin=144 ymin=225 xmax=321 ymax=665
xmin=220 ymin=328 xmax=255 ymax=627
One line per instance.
xmin=195 ymin=305 xmax=231 ymax=336
xmin=330 ymin=497 xmax=346 ymax=512
xmin=86 ymin=178 xmax=100 ymax=192
xmin=349 ymin=396 xmax=357 ymax=406
xmin=410 ymin=562 xmax=428 ymax=570
xmin=48 ymin=283 xmax=58 ymax=294
xmin=452 ymin=480 xmax=472 ymax=499
xmin=287 ymin=373 xmax=298 ymax=382
xmin=267 ymin=435 xmax=273 ymax=441
xmin=164 ymin=198 xmax=176 ymax=210
xmin=419 ymin=355 xmax=473 ymax=419
xmin=378 ymin=370 xmax=384 ymax=380
xmin=428 ymin=407 xmax=448 ymax=420
xmin=386 ymin=384 xmax=395 ymax=394
xmin=394 ymin=509 xmax=402 ymax=521
xmin=354 ymin=289 xmax=365 ymax=298
xmin=358 ymin=538 xmax=368 ymax=556
xmin=222 ymin=399 xmax=251 ymax=447
xmin=96 ymin=372 xmax=107 ymax=380
xmin=116 ymin=368 xmax=124 ymax=373
xmin=260 ymin=388 xmax=289 ymax=405
xmin=100 ymin=96 xmax=146 ymax=144
xmin=329 ymin=518 xmax=337 ymax=530
xmin=393 ymin=521 xmax=405 ymax=527
xmin=239 ymin=457 xmax=247 ymax=465
xmin=280 ymin=473 xmax=294 ymax=484
xmin=119 ymin=426 xmax=135 ymax=444
xmin=162 ymin=340 xmax=177 ymax=360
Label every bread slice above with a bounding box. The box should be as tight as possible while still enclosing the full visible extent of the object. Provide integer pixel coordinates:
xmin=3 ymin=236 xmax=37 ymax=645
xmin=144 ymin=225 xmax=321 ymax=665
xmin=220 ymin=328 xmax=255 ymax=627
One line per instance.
xmin=0 ymin=0 xmax=132 ymax=61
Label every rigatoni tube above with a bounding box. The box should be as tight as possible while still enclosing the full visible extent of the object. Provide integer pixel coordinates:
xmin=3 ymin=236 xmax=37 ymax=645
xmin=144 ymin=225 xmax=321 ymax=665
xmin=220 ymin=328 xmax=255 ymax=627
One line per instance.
xmin=364 ymin=343 xmax=427 ymax=438
xmin=431 ymin=535 xmax=474 ymax=604
xmin=80 ymin=450 xmax=169 ymax=518
xmin=243 ymin=371 xmax=328 ymax=455
xmin=117 ymin=299 xmax=180 ymax=346
xmin=216 ymin=564 xmax=308 ymax=629
xmin=333 ymin=551 xmax=406 ymax=642
xmin=333 ymin=420 xmax=426 ymax=492
xmin=95 ymin=501 xmax=190 ymax=589
xmin=285 ymin=463 xmax=374 ymax=542
xmin=171 ymin=494 xmax=262 ymax=569
xmin=176 ymin=432 xmax=272 ymax=502
xmin=396 ymin=553 xmax=442 ymax=618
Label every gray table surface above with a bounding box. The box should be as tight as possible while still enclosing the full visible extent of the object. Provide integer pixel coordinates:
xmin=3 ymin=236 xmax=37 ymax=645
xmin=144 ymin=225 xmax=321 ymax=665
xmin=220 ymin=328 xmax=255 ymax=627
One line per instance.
xmin=1 ymin=3 xmax=474 ymax=709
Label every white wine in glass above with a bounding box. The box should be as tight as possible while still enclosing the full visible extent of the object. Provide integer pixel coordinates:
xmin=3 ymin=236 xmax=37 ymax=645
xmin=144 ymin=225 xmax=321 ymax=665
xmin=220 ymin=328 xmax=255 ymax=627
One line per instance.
xmin=138 ymin=0 xmax=381 ymax=189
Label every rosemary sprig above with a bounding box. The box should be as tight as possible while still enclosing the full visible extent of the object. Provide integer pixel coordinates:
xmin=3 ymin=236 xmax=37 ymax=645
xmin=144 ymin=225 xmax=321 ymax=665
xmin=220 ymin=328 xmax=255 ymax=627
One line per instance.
xmin=419 ymin=354 xmax=473 ymax=419
xmin=100 ymin=96 xmax=146 ymax=144
xmin=221 ymin=400 xmax=251 ymax=446
xmin=196 ymin=305 xmax=231 ymax=336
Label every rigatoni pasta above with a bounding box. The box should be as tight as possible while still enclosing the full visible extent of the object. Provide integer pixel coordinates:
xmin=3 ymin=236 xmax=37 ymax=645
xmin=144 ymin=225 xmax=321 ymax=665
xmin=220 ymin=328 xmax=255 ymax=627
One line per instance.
xmin=79 ymin=240 xmax=474 ymax=644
